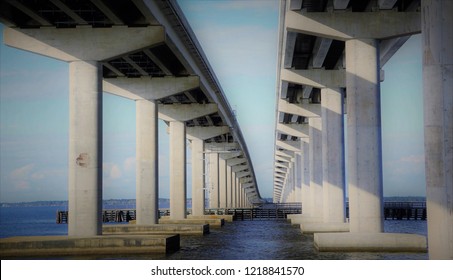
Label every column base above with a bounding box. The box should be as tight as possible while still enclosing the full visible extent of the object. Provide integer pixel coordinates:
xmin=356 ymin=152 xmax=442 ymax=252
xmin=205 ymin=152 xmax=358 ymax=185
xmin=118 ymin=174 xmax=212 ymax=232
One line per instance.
xmin=159 ymin=218 xmax=225 ymax=228
xmin=314 ymin=232 xmax=427 ymax=252
xmin=301 ymin=222 xmax=349 ymax=233
xmin=0 ymin=234 xmax=180 ymax=258
xmin=287 ymin=214 xmax=322 ymax=225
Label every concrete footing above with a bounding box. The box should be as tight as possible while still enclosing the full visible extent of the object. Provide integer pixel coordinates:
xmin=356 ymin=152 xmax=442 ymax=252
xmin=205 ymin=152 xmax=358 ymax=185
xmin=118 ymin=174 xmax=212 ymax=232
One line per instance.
xmin=0 ymin=234 xmax=180 ymax=258
xmin=314 ymin=233 xmax=427 ymax=252
xmin=103 ymin=224 xmax=209 ymax=236
xmin=301 ymin=222 xmax=349 ymax=233
xmin=287 ymin=215 xmax=321 ymax=225
xmin=159 ymin=218 xmax=224 ymax=228
xmin=189 ymin=215 xmax=234 ymax=222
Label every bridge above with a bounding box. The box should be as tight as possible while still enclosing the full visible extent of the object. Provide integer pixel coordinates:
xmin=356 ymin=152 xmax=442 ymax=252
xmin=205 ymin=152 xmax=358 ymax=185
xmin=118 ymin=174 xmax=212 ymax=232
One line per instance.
xmin=273 ymin=0 xmax=451 ymax=259
xmin=0 ymin=0 xmax=262 ymax=230
xmin=0 ymin=0 xmax=451 ymax=260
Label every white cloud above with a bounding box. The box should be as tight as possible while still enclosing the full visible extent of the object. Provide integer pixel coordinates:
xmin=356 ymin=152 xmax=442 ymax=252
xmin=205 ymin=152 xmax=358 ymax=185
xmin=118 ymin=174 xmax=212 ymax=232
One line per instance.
xmin=103 ymin=162 xmax=122 ymax=179
xmin=123 ymin=157 xmax=135 ymax=172
xmin=10 ymin=164 xmax=34 ymax=190
xmin=110 ymin=165 xmax=122 ymax=179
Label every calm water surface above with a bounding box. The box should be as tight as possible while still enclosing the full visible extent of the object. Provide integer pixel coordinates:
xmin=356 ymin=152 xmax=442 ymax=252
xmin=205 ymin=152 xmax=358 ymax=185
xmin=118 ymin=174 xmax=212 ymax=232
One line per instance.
xmin=0 ymin=206 xmax=428 ymax=260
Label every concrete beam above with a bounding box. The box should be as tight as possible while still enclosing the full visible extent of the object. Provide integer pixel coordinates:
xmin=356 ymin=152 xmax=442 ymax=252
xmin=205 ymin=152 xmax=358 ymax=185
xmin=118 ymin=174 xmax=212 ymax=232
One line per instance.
xmin=158 ymin=103 xmax=218 ymax=122
xmin=103 ymin=76 xmax=200 ymax=101
xmin=227 ymin=158 xmax=247 ymax=166
xmin=242 ymin=182 xmax=254 ymax=189
xmin=3 ymin=26 xmax=165 ymax=61
xmin=378 ymin=0 xmax=397 ymax=9
xmin=186 ymin=126 xmax=230 ymax=141
xmin=50 ymin=0 xmax=88 ymax=25
xmin=276 ymin=149 xmax=295 ymax=158
xmin=240 ymin=177 xmax=253 ymax=184
xmin=277 ymin=123 xmax=309 ymax=139
xmin=333 ymin=0 xmax=350 ymax=10
xmin=276 ymin=159 xmax=290 ymax=167
xmin=281 ymin=68 xmax=346 ymax=88
xmin=278 ymin=99 xmax=321 ymax=118
xmin=286 ymin=10 xmax=421 ymax=41
xmin=205 ymin=142 xmax=239 ymax=152
xmin=276 ymin=155 xmax=291 ymax=163
xmin=312 ymin=37 xmax=333 ymax=68
xmin=231 ymin=165 xmax=249 ymax=173
xmin=276 ymin=140 xmax=301 ymax=153
xmin=284 ymin=32 xmax=298 ymax=68
xmin=380 ymin=36 xmax=411 ymax=66
xmin=220 ymin=151 xmax=243 ymax=161
xmin=289 ymin=0 xmax=303 ymax=10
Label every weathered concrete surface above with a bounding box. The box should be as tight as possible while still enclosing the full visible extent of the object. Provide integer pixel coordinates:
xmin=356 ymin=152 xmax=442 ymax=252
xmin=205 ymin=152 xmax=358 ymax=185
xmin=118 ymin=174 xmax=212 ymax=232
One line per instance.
xmin=103 ymin=224 xmax=209 ymax=236
xmin=314 ymin=233 xmax=427 ymax=252
xmin=288 ymin=215 xmax=322 ymax=225
xmin=421 ymin=0 xmax=453 ymax=260
xmin=0 ymin=234 xmax=180 ymax=258
xmin=159 ymin=218 xmax=225 ymax=228
xmin=189 ymin=215 xmax=234 ymax=222
xmin=300 ymin=222 xmax=349 ymax=234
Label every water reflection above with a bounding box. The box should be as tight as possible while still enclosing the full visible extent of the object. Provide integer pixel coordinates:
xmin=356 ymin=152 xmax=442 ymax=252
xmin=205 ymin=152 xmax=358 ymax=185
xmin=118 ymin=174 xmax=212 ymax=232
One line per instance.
xmin=158 ymin=220 xmax=427 ymax=260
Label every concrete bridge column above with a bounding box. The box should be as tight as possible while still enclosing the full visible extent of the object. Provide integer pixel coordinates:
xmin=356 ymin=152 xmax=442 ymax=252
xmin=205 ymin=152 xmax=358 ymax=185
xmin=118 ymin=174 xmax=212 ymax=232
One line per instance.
xmin=239 ymin=184 xmax=244 ymax=208
xmin=346 ymin=38 xmax=383 ymax=233
xmin=301 ymin=139 xmax=310 ymax=215
xmin=209 ymin=152 xmax=220 ymax=208
xmin=226 ymin=165 xmax=233 ymax=208
xmin=422 ymin=0 xmax=453 ymax=259
xmin=295 ymin=153 xmax=302 ymax=203
xmin=190 ymin=138 xmax=205 ymax=216
xmin=309 ymin=117 xmax=323 ymax=222
xmin=219 ymin=158 xmax=227 ymax=208
xmin=68 ymin=60 xmax=103 ymax=236
xmin=235 ymin=176 xmax=240 ymax=208
xmin=136 ymin=99 xmax=158 ymax=224
xmin=321 ymin=87 xmax=346 ymax=223
xmin=169 ymin=121 xmax=187 ymax=220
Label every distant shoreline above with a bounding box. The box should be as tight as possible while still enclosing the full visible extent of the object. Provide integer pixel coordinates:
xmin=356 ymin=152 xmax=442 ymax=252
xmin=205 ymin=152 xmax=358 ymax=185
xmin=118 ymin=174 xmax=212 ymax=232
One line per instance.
xmin=0 ymin=196 xmax=426 ymax=207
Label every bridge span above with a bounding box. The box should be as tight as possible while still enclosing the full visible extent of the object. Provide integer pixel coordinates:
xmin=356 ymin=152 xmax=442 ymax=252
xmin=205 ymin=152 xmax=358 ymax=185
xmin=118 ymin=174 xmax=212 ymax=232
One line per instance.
xmin=273 ymin=0 xmax=451 ymax=259
xmin=0 ymin=0 xmax=262 ymax=238
xmin=0 ymin=0 xmax=451 ymax=260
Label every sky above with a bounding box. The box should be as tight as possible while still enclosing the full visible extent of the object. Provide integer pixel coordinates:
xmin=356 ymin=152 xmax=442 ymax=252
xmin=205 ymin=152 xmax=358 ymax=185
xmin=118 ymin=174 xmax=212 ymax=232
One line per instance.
xmin=0 ymin=0 xmax=425 ymax=203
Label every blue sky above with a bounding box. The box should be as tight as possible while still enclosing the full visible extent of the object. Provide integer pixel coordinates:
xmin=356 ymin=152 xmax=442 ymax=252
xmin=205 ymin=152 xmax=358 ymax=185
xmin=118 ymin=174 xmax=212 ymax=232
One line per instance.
xmin=0 ymin=0 xmax=425 ymax=203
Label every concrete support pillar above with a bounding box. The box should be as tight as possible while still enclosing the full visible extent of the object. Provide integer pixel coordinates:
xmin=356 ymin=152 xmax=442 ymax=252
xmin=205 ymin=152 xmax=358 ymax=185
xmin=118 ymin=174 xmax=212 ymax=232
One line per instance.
xmin=301 ymin=139 xmax=310 ymax=215
xmin=346 ymin=38 xmax=383 ymax=233
xmin=321 ymin=88 xmax=346 ymax=223
xmin=226 ymin=165 xmax=233 ymax=208
xmin=136 ymin=100 xmax=158 ymax=224
xmin=238 ymin=185 xmax=242 ymax=207
xmin=295 ymin=153 xmax=302 ymax=203
xmin=235 ymin=176 xmax=240 ymax=208
xmin=422 ymin=0 xmax=453 ymax=260
xmin=309 ymin=117 xmax=323 ymax=221
xmin=68 ymin=60 xmax=102 ymax=236
xmin=209 ymin=152 xmax=220 ymax=208
xmin=219 ymin=158 xmax=227 ymax=208
xmin=191 ymin=138 xmax=205 ymax=216
xmin=169 ymin=121 xmax=187 ymax=220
